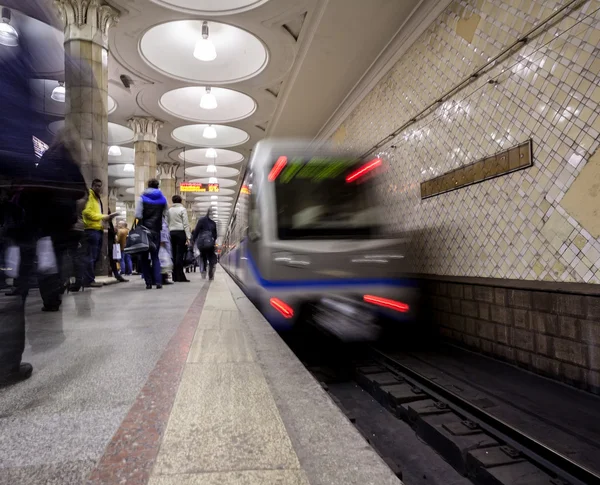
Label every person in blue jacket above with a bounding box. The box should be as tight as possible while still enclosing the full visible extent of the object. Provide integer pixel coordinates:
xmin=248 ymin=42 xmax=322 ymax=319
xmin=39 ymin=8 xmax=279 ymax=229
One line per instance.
xmin=135 ymin=179 xmax=167 ymax=289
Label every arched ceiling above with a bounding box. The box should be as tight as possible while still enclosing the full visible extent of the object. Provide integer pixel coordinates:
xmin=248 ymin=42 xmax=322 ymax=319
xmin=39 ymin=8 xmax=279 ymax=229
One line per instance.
xmin=9 ymin=0 xmax=430 ymax=226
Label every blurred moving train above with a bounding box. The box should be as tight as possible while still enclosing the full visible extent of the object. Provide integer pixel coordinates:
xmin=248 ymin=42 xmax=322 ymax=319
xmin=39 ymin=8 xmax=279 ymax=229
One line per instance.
xmin=221 ymin=140 xmax=420 ymax=340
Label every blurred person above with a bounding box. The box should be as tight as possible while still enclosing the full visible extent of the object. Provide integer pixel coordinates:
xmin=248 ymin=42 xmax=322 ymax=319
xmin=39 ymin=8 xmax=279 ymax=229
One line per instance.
xmin=117 ymin=220 xmax=132 ymax=276
xmin=167 ymin=194 xmax=191 ymax=282
xmin=82 ymin=179 xmax=118 ymax=288
xmin=65 ymin=193 xmax=88 ymax=292
xmin=192 ymin=207 xmax=217 ymax=281
xmin=159 ymin=216 xmax=174 ymax=285
xmin=35 ymin=129 xmax=88 ymax=310
xmin=107 ymin=208 xmax=127 ymax=283
xmin=135 ymin=178 xmax=167 ymax=289
xmin=0 ymin=0 xmax=94 ymax=383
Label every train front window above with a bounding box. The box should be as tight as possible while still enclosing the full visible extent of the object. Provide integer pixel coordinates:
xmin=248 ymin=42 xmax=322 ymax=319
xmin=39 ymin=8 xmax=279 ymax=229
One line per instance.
xmin=273 ymin=156 xmax=382 ymax=239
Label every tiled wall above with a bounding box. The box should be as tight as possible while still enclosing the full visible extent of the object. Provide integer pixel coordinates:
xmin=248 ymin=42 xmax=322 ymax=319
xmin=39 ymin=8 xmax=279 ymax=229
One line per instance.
xmin=422 ymin=277 xmax=600 ymax=393
xmin=332 ymin=0 xmax=600 ymax=283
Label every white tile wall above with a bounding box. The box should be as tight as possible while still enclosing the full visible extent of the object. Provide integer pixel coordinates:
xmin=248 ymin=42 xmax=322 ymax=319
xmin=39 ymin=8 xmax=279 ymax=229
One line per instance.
xmin=332 ymin=0 xmax=600 ymax=282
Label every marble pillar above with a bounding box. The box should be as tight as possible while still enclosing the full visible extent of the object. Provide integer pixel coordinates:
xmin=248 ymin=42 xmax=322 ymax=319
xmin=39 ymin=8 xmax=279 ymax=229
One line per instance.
xmin=125 ymin=201 xmax=135 ymax=228
xmin=129 ymin=117 xmax=163 ymax=199
xmin=157 ymin=162 xmax=179 ymax=206
xmin=185 ymin=202 xmax=196 ymax=228
xmin=55 ymin=0 xmax=119 ymax=212
xmin=108 ymin=186 xmax=118 ymax=213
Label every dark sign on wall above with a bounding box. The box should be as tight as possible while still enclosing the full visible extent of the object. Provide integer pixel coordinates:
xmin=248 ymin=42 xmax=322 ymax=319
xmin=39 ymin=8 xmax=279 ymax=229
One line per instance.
xmin=420 ymin=139 xmax=533 ymax=199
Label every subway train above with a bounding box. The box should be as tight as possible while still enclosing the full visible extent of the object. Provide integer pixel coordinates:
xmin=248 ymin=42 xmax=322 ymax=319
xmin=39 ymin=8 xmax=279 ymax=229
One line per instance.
xmin=220 ymin=139 xmax=420 ymax=340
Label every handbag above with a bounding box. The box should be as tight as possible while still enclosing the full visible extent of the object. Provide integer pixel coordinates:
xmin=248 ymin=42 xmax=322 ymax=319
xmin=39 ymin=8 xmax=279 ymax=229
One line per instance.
xmin=37 ymin=236 xmax=58 ymax=275
xmin=4 ymin=245 xmax=20 ymax=278
xmin=183 ymin=246 xmax=196 ymax=267
xmin=112 ymin=244 xmax=122 ymax=260
xmin=124 ymin=223 xmax=153 ymax=254
xmin=159 ymin=246 xmax=173 ymax=271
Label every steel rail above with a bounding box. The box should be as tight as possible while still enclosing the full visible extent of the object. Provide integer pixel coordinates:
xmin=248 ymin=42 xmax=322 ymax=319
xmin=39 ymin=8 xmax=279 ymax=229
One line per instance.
xmin=371 ymin=347 xmax=600 ymax=485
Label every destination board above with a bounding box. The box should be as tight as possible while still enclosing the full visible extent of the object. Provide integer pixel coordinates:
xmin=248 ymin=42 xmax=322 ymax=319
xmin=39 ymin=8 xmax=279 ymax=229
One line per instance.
xmin=180 ymin=182 xmax=219 ymax=193
xmin=276 ymin=157 xmax=358 ymax=184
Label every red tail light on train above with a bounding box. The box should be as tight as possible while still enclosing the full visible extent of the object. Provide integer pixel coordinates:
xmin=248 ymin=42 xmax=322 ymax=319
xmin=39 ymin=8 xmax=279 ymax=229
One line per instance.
xmin=363 ymin=295 xmax=409 ymax=313
xmin=345 ymin=158 xmax=382 ymax=183
xmin=270 ymin=297 xmax=294 ymax=318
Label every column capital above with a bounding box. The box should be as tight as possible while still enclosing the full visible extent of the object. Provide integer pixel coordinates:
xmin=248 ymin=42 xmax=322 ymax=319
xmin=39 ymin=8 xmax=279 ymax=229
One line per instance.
xmin=157 ymin=162 xmax=179 ymax=179
xmin=128 ymin=117 xmax=163 ymax=144
xmin=125 ymin=201 xmax=135 ymax=210
xmin=55 ymin=0 xmax=119 ymax=49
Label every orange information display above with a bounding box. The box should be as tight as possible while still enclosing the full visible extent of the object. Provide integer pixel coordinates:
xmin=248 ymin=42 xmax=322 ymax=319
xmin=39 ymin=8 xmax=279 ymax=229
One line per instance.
xmin=179 ymin=182 xmax=219 ymax=193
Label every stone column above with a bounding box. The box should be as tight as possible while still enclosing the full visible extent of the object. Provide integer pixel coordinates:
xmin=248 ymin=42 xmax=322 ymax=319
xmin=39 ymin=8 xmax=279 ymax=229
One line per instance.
xmin=129 ymin=117 xmax=163 ymax=199
xmin=125 ymin=201 xmax=135 ymax=227
xmin=55 ymin=0 xmax=119 ymax=212
xmin=186 ymin=202 xmax=196 ymax=228
xmin=108 ymin=186 xmax=118 ymax=212
xmin=157 ymin=162 xmax=179 ymax=206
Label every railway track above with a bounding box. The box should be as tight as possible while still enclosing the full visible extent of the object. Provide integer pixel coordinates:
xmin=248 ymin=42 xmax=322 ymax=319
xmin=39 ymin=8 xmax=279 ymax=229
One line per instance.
xmin=283 ymin=317 xmax=600 ymax=485
xmin=363 ymin=347 xmax=600 ymax=485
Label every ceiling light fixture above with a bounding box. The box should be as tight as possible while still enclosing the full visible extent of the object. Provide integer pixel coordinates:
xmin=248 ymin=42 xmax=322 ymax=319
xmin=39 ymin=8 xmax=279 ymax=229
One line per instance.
xmin=0 ymin=8 xmax=18 ymax=47
xmin=51 ymin=82 xmax=66 ymax=103
xmin=209 ymin=177 xmax=218 ymax=184
xmin=211 ymin=195 xmax=218 ymax=200
xmin=123 ymin=163 xmax=134 ymax=172
xmin=205 ymin=148 xmax=218 ymax=159
xmin=108 ymin=145 xmax=122 ymax=156
xmin=203 ymin=124 xmax=217 ymax=139
xmin=193 ymin=21 xmax=217 ymax=62
xmin=207 ymin=164 xmax=217 ymax=173
xmin=200 ymin=86 xmax=217 ymax=110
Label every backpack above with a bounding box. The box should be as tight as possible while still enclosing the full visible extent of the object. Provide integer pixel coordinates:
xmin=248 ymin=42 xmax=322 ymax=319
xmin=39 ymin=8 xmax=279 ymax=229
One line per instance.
xmin=197 ymin=230 xmax=215 ymax=250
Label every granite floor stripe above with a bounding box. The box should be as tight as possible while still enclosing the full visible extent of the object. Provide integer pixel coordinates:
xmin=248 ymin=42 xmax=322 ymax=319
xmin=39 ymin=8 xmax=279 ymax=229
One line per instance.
xmin=85 ymin=283 xmax=210 ymax=485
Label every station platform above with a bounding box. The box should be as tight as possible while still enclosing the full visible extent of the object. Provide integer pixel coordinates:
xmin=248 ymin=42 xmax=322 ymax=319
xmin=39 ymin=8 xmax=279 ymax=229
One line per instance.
xmin=0 ymin=270 xmax=401 ymax=485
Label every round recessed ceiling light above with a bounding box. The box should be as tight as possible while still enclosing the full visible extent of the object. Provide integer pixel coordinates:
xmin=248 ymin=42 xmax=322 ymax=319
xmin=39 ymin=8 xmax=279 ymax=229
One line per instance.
xmin=194 ymin=21 xmax=216 ymax=62
xmin=203 ymin=125 xmax=217 ymax=139
xmin=185 ymin=165 xmax=239 ymax=178
xmin=140 ymin=20 xmax=268 ymax=84
xmin=160 ymin=86 xmax=256 ymax=123
xmin=32 ymin=80 xmax=117 ymax=115
xmin=200 ymin=87 xmax=217 ymax=110
xmin=190 ymin=177 xmax=236 ymax=188
xmin=178 ymin=148 xmax=243 ymax=165
xmin=0 ymin=8 xmax=18 ymax=47
xmin=149 ymin=0 xmax=270 ymax=15
xmin=51 ymin=82 xmax=65 ymax=102
xmin=108 ymin=145 xmax=122 ymax=156
xmin=172 ymin=124 xmax=249 ymax=148
xmin=49 ymin=121 xmax=134 ymax=145
xmin=108 ymin=164 xmax=135 ymax=177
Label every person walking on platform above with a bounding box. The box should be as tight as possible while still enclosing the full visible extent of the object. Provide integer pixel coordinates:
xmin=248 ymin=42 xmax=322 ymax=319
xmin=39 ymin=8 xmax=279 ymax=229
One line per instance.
xmin=167 ymin=195 xmax=191 ymax=282
xmin=135 ymin=179 xmax=167 ymax=289
xmin=82 ymin=179 xmax=118 ymax=288
xmin=192 ymin=207 xmax=217 ymax=280
xmin=117 ymin=221 xmax=132 ymax=276
xmin=107 ymin=209 xmax=128 ymax=283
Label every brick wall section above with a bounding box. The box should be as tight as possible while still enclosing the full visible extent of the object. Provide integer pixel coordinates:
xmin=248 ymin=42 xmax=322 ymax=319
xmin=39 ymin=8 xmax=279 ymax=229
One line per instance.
xmin=422 ymin=279 xmax=600 ymax=395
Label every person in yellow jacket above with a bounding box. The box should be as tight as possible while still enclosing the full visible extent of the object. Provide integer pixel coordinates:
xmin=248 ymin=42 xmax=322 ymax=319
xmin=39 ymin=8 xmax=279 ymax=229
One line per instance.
xmin=82 ymin=179 xmax=118 ymax=287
